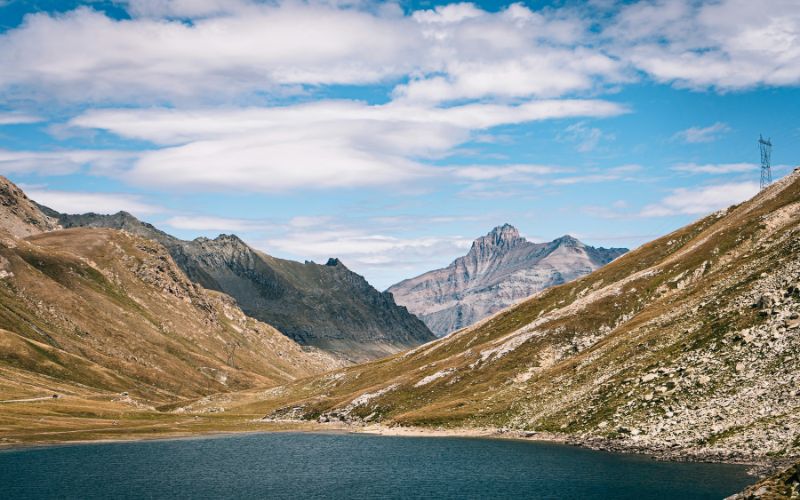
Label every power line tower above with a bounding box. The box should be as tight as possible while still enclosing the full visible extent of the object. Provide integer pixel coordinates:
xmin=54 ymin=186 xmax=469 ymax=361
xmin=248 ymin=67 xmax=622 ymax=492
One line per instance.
xmin=758 ymin=134 xmax=772 ymax=190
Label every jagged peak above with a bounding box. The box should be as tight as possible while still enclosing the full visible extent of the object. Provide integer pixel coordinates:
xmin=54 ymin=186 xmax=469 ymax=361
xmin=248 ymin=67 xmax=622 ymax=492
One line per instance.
xmin=552 ymin=234 xmax=583 ymax=248
xmin=214 ymin=233 xmax=244 ymax=242
xmin=193 ymin=233 xmax=246 ymax=246
xmin=487 ymin=223 xmax=520 ymax=242
xmin=326 ymin=257 xmax=341 ymax=266
xmin=471 ymin=223 xmax=523 ymax=250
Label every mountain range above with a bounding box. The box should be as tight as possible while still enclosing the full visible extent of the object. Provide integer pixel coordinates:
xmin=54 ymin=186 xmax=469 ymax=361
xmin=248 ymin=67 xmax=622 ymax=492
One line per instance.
xmin=3 ymin=170 xmax=800 ymax=494
xmin=388 ymin=224 xmax=627 ymax=336
xmin=211 ymin=168 xmax=800 ymax=466
xmin=0 ymin=176 xmax=343 ymax=408
xmin=42 ymin=208 xmax=435 ymax=362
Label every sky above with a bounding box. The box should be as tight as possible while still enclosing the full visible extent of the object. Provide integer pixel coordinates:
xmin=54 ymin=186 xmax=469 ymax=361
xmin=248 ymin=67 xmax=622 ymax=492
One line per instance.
xmin=0 ymin=0 xmax=799 ymax=290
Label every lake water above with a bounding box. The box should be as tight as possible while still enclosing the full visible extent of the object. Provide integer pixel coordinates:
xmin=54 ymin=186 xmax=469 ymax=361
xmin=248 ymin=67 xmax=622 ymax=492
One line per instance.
xmin=0 ymin=432 xmax=753 ymax=499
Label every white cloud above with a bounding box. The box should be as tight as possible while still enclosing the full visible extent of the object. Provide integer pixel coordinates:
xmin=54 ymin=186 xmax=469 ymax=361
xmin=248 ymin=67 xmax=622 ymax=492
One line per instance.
xmin=69 ymin=99 xmax=626 ymax=192
xmin=609 ymin=0 xmax=800 ymax=90
xmin=122 ymin=0 xmax=254 ymax=18
xmin=0 ymin=5 xmax=420 ymax=102
xmin=640 ymin=181 xmax=759 ymax=217
xmin=453 ymin=164 xmax=562 ymax=182
xmin=672 ymin=162 xmax=758 ymax=174
xmin=0 ymin=149 xmax=137 ymax=176
xmin=24 ymin=189 xmax=163 ymax=216
xmin=559 ymin=121 xmax=611 ymax=152
xmin=0 ymin=0 xmax=797 ymax=104
xmin=163 ymin=215 xmax=273 ymax=232
xmin=672 ymin=122 xmax=731 ymax=143
xmin=0 ymin=2 xmax=626 ymax=104
xmin=454 ymin=163 xmax=639 ymax=188
xmin=0 ymin=112 xmax=42 ymax=125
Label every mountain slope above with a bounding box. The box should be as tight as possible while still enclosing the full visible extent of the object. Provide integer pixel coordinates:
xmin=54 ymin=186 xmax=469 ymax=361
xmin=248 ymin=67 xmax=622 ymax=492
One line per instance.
xmin=49 ymin=210 xmax=435 ymax=362
xmin=215 ymin=170 xmax=800 ymax=462
xmin=0 ymin=177 xmax=60 ymax=238
xmin=388 ymin=224 xmax=627 ymax=336
xmin=0 ymin=177 xmax=341 ymax=406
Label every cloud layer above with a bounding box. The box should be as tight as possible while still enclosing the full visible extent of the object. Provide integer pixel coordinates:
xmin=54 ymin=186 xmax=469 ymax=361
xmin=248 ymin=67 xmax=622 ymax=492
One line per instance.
xmin=70 ymin=99 xmax=626 ymax=191
xmin=0 ymin=0 xmax=797 ymax=106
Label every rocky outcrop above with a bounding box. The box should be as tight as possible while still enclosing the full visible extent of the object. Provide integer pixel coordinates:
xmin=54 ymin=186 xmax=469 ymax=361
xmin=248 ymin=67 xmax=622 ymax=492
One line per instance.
xmin=51 ymin=210 xmax=435 ymax=362
xmin=0 ymin=176 xmax=60 ymax=238
xmin=729 ymin=461 xmax=800 ymax=499
xmin=387 ymin=224 xmax=627 ymax=336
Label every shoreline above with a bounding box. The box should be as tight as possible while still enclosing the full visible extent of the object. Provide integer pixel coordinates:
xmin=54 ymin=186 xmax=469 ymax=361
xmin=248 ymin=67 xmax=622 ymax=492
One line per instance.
xmin=352 ymin=424 xmax=793 ymax=475
xmin=2 ymin=420 xmax=794 ymax=476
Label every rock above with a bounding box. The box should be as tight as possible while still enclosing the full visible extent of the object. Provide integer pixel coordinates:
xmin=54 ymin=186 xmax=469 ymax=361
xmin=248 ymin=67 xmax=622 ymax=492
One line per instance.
xmin=641 ymin=373 xmax=658 ymax=383
xmin=756 ymin=293 xmax=778 ymax=309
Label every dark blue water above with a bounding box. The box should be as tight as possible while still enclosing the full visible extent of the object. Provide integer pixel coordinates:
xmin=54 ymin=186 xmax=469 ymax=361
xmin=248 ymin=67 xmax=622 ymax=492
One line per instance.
xmin=0 ymin=432 xmax=753 ymax=499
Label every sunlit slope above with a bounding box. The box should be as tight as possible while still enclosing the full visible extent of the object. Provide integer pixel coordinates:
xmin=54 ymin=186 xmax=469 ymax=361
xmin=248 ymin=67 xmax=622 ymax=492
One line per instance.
xmin=226 ymin=170 xmax=800 ymax=459
xmin=0 ymin=228 xmax=340 ymax=405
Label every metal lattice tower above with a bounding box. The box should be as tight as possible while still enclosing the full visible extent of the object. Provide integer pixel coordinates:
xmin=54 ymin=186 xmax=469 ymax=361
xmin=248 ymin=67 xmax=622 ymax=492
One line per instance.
xmin=758 ymin=134 xmax=772 ymax=190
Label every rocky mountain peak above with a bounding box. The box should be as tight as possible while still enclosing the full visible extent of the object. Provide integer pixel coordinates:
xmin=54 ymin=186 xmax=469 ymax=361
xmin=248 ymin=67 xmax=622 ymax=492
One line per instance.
xmin=489 ymin=223 xmax=520 ymax=243
xmin=553 ymin=234 xmax=583 ymax=248
xmin=469 ymin=223 xmax=523 ymax=256
xmin=214 ymin=233 xmax=245 ymax=244
xmin=389 ymin=225 xmax=628 ymax=337
xmin=194 ymin=233 xmax=246 ymax=247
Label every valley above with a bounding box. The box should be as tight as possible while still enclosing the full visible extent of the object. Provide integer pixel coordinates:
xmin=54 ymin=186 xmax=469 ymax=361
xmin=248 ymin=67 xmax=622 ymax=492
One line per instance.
xmin=1 ymin=172 xmax=800 ymax=498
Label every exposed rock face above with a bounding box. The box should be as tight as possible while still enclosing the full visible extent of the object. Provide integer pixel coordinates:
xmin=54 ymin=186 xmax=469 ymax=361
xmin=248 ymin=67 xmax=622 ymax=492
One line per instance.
xmin=51 ymin=210 xmax=435 ymax=362
xmin=387 ymin=224 xmax=627 ymax=336
xmin=0 ymin=176 xmax=60 ymax=238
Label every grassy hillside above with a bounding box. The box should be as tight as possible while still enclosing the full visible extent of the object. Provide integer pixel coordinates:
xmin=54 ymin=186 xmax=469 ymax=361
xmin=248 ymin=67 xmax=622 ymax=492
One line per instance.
xmin=0 ymin=226 xmax=344 ymax=425
xmin=205 ymin=170 xmax=800 ymax=462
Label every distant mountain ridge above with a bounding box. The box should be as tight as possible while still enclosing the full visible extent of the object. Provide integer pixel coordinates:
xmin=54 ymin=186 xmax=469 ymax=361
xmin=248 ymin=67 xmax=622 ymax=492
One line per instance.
xmin=387 ymin=224 xmax=627 ymax=336
xmin=48 ymin=209 xmax=435 ymax=362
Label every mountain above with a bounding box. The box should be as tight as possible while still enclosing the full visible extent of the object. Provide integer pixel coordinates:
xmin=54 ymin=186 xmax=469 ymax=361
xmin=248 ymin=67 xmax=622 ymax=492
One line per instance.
xmin=0 ymin=176 xmax=342 ymax=408
xmin=48 ymin=210 xmax=435 ymax=362
xmin=0 ymin=177 xmax=60 ymax=238
xmin=387 ymin=224 xmax=627 ymax=336
xmin=215 ymin=169 xmax=800 ymax=464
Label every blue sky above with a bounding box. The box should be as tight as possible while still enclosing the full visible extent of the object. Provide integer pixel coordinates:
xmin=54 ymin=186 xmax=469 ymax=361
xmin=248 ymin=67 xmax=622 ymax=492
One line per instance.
xmin=0 ymin=0 xmax=798 ymax=289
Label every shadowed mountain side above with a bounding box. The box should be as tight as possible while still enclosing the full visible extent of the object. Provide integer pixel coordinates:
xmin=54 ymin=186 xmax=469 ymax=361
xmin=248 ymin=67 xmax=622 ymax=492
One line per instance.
xmin=47 ymin=210 xmax=435 ymax=362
